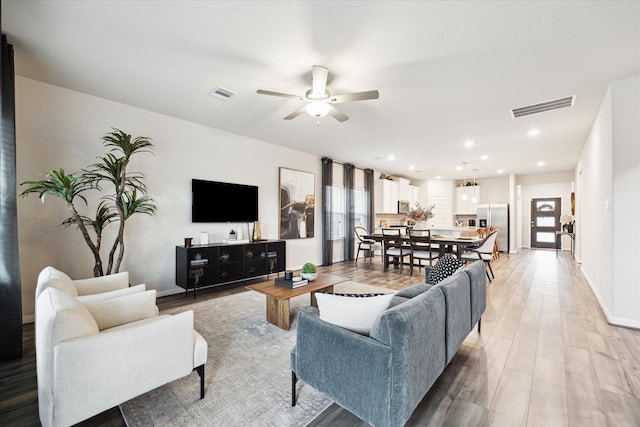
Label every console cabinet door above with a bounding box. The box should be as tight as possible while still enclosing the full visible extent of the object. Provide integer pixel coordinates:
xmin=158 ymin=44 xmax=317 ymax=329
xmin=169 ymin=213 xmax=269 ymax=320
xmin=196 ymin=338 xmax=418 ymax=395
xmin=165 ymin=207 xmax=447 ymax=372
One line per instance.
xmin=244 ymin=243 xmax=268 ymax=277
xmin=268 ymin=241 xmax=286 ymax=274
xmin=216 ymin=246 xmax=243 ymax=283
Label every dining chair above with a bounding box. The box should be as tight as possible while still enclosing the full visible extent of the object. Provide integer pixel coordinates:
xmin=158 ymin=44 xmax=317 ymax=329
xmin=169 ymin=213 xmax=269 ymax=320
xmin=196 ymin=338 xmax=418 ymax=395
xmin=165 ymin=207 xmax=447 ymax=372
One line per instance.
xmin=354 ymin=226 xmax=381 ymax=264
xmin=460 ymin=230 xmax=498 ymax=282
xmin=488 ymin=226 xmax=500 ymax=259
xmin=381 ymin=228 xmax=411 ymax=272
xmin=407 ymin=228 xmax=439 ymax=276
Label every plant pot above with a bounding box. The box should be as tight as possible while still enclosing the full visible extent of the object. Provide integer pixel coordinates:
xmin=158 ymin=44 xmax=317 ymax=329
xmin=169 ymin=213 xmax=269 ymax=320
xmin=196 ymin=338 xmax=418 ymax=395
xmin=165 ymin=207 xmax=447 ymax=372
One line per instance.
xmin=300 ymin=272 xmax=318 ymax=281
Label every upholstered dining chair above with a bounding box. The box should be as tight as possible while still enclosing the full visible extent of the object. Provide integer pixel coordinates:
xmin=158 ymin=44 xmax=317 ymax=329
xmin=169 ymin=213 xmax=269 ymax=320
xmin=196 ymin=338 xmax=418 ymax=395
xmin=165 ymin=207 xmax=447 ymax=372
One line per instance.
xmin=381 ymin=228 xmax=411 ymax=271
xmin=354 ymin=226 xmax=381 ymax=264
xmin=461 ymin=230 xmax=498 ymax=282
xmin=488 ymin=226 xmax=500 ymax=259
xmin=407 ymin=228 xmax=439 ymax=276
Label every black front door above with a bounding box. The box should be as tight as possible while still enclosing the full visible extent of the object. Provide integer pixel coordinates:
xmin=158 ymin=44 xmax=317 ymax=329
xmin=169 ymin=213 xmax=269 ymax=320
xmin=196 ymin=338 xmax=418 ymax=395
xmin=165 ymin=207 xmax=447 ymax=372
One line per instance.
xmin=530 ymin=198 xmax=561 ymax=249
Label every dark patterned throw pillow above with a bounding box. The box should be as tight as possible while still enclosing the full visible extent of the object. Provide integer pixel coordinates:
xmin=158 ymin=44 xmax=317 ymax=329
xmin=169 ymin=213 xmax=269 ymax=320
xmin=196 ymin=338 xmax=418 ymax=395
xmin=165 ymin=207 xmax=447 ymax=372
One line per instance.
xmin=426 ymin=254 xmax=465 ymax=284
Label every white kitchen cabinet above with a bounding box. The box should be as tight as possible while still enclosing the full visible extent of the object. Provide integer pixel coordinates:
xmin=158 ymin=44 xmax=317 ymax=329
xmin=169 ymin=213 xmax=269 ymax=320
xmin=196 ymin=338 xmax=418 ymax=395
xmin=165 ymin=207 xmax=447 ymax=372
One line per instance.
xmin=375 ymin=179 xmax=399 ymax=213
xmin=455 ymin=185 xmax=481 ymax=215
xmin=397 ymin=178 xmax=411 ymax=202
xmin=410 ymin=185 xmax=418 ymax=209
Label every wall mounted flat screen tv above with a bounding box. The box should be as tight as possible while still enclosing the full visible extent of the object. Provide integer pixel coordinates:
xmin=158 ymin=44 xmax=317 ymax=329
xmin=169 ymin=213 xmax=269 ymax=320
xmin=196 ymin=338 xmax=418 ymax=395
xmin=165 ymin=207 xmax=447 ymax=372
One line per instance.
xmin=192 ymin=179 xmax=258 ymax=223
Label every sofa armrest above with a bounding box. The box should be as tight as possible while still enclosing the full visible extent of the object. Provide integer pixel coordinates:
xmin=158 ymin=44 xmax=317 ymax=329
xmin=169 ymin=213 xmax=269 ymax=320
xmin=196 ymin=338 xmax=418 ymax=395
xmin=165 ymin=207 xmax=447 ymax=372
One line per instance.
xmin=73 ymin=271 xmax=129 ymax=295
xmin=50 ymin=311 xmax=195 ymax=426
xmin=294 ymin=312 xmax=393 ymax=425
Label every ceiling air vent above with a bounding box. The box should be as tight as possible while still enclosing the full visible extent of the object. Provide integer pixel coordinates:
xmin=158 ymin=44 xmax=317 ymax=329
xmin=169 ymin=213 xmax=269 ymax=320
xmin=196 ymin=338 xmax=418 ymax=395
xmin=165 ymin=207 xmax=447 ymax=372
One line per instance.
xmin=511 ymin=95 xmax=575 ymax=118
xmin=208 ymin=87 xmax=236 ymax=101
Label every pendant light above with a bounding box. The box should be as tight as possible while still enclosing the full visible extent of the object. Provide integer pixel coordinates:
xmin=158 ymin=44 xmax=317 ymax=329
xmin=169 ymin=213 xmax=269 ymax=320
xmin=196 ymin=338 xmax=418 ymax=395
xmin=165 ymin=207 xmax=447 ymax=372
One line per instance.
xmin=461 ymin=162 xmax=468 ymax=201
xmin=471 ymin=169 xmax=478 ymax=203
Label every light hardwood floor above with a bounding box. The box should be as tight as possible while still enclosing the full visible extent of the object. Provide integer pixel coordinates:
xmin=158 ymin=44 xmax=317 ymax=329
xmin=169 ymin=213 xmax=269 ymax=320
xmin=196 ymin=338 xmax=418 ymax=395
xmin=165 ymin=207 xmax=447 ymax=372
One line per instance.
xmin=2 ymin=249 xmax=639 ymax=426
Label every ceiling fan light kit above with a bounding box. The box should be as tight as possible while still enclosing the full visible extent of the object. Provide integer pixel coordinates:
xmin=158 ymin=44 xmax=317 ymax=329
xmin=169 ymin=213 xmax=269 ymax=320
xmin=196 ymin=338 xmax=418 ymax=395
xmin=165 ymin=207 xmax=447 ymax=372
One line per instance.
xmin=306 ymin=100 xmax=330 ymax=118
xmin=257 ymin=65 xmax=379 ymax=124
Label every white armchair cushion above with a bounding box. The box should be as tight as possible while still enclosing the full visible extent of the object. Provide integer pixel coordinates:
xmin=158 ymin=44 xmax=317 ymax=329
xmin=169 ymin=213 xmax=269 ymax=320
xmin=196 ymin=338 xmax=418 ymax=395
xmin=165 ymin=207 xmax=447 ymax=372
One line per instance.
xmin=73 ymin=271 xmax=129 ymax=295
xmin=40 ymin=287 xmax=99 ymax=344
xmin=36 ymin=266 xmax=131 ymax=300
xmin=77 ymin=284 xmax=146 ymax=304
xmin=39 ymin=277 xmax=79 ymax=298
xmin=82 ymin=290 xmax=158 ymax=331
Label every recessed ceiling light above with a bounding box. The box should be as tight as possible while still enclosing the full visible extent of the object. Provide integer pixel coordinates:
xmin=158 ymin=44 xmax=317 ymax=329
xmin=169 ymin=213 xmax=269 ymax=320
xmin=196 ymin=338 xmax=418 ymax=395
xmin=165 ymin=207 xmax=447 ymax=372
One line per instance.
xmin=387 ymin=155 xmax=395 ymax=161
xmin=497 ymin=169 xmax=504 ymax=174
xmin=455 ymin=166 xmax=462 ymax=171
xmin=537 ymin=161 xmax=546 ymax=167
xmin=436 ymin=175 xmax=442 ymax=179
xmin=464 ymin=140 xmax=475 ymax=148
xmin=408 ymin=165 xmax=415 ymax=170
xmin=528 ymin=129 xmax=541 ymax=136
xmin=481 ymin=154 xmax=489 ymax=160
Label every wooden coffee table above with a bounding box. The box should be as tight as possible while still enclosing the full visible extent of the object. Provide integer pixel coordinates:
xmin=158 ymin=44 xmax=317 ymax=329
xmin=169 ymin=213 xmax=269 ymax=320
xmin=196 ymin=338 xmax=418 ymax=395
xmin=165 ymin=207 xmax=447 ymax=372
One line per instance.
xmin=246 ymin=273 xmax=348 ymax=330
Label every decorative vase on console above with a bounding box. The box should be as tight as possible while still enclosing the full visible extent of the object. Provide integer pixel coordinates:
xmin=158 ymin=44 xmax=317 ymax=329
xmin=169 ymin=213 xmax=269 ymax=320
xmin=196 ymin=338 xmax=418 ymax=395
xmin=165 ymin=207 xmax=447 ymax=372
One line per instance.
xmin=252 ymin=221 xmax=262 ymax=241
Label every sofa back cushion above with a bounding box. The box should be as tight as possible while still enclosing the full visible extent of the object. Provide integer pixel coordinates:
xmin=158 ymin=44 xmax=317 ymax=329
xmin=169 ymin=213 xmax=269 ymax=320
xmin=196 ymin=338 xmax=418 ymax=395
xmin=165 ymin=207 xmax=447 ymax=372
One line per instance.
xmin=432 ymin=268 xmax=472 ymax=363
xmin=369 ymin=287 xmax=447 ymax=426
xmin=463 ymin=260 xmax=487 ymax=328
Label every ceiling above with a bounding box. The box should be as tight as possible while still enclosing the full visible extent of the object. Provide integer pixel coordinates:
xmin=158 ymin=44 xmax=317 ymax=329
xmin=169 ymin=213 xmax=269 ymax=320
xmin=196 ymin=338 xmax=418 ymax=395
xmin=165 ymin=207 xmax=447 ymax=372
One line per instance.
xmin=3 ymin=1 xmax=640 ymax=181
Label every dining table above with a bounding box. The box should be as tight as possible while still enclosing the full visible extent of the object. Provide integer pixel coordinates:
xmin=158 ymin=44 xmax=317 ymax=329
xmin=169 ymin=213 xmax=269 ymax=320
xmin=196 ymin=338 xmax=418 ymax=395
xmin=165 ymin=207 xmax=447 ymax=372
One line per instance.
xmin=363 ymin=232 xmax=483 ymax=260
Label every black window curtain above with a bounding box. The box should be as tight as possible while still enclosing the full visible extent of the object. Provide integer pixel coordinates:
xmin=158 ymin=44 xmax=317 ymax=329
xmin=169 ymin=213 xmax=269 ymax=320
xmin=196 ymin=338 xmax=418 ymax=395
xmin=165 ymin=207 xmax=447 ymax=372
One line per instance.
xmin=343 ymin=163 xmax=355 ymax=261
xmin=0 ymin=34 xmax=22 ymax=360
xmin=321 ymin=157 xmax=333 ymax=266
xmin=364 ymin=168 xmax=374 ymax=232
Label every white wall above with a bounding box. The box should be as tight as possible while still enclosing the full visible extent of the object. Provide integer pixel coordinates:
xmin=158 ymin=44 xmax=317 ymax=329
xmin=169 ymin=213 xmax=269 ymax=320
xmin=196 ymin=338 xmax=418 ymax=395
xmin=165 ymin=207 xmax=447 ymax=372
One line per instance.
xmin=577 ymin=74 xmax=640 ymax=328
xmin=611 ymin=75 xmax=640 ymax=324
xmin=16 ymin=77 xmax=323 ymax=319
xmin=577 ymin=86 xmax=614 ymax=317
xmin=476 ymin=176 xmax=510 ymax=204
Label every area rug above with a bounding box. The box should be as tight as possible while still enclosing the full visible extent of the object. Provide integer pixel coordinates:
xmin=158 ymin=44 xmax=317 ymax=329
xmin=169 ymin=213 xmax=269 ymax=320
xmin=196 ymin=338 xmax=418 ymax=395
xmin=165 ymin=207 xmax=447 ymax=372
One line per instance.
xmin=119 ymin=281 xmax=393 ymax=427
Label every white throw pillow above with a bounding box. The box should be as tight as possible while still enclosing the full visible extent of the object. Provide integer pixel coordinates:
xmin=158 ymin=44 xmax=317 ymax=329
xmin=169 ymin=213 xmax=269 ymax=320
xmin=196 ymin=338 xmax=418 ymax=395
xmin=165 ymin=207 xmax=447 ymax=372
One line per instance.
xmin=315 ymin=292 xmax=395 ymax=335
xmin=82 ymin=290 xmax=158 ymax=330
xmin=77 ymin=284 xmax=146 ymax=303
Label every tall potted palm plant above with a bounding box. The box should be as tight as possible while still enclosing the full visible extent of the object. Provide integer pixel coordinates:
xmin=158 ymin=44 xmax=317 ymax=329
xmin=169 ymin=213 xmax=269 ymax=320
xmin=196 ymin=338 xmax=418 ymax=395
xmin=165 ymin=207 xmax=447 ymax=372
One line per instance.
xmin=21 ymin=128 xmax=157 ymax=277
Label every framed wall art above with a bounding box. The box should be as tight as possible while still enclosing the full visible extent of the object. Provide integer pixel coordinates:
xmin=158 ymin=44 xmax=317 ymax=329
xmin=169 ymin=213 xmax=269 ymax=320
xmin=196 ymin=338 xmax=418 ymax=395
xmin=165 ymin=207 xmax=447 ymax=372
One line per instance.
xmin=279 ymin=167 xmax=315 ymax=239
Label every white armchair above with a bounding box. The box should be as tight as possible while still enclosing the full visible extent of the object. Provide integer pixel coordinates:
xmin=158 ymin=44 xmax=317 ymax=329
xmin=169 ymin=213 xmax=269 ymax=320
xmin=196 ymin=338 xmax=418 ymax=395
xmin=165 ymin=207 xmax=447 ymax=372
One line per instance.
xmin=35 ymin=269 xmax=208 ymax=427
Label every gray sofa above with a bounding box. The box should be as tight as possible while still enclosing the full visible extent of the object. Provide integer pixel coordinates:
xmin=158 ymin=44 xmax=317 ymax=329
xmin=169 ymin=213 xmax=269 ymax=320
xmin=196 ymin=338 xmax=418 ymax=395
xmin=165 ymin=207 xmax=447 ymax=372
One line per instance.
xmin=291 ymin=260 xmax=486 ymax=427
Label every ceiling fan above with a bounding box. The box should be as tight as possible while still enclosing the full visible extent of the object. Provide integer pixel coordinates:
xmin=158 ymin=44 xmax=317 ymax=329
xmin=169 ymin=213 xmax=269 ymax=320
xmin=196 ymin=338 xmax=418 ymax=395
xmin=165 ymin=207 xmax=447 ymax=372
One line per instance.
xmin=257 ymin=65 xmax=379 ymax=123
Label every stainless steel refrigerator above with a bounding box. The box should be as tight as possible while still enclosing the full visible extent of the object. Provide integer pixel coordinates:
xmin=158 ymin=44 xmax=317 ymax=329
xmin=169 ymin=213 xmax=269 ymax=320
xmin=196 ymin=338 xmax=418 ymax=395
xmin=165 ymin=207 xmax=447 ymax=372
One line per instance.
xmin=476 ymin=203 xmax=509 ymax=253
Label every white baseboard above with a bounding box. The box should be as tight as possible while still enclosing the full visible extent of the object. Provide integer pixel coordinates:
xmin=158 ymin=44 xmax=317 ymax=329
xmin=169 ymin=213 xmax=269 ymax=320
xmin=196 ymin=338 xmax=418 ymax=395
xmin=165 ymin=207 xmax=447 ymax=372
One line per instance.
xmin=581 ymin=266 xmax=640 ymax=330
xmin=157 ymin=287 xmax=190 ymax=298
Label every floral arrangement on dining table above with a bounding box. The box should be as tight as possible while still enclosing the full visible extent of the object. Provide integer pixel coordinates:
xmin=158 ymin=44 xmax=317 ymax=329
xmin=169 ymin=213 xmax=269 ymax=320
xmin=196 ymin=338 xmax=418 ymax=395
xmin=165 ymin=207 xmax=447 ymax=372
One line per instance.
xmin=411 ymin=202 xmax=436 ymax=222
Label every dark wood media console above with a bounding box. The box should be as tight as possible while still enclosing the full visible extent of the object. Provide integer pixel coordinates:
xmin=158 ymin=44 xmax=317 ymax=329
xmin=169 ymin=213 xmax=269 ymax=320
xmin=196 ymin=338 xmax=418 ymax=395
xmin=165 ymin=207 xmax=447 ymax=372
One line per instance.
xmin=176 ymin=240 xmax=286 ymax=298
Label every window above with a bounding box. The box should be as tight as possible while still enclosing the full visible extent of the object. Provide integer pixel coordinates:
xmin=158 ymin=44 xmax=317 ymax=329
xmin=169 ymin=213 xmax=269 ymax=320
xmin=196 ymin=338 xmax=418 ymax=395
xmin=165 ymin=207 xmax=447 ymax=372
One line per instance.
xmin=328 ymin=186 xmax=368 ymax=239
xmin=329 ymin=185 xmax=344 ymax=239
xmin=353 ymin=189 xmax=368 ymax=230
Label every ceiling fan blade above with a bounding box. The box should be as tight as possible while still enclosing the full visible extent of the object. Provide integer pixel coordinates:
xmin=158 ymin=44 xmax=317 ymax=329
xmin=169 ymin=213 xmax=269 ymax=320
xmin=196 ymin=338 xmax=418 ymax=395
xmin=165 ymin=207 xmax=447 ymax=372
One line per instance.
xmin=328 ymin=105 xmax=349 ymax=122
xmin=329 ymin=90 xmax=379 ymax=103
xmin=283 ymin=105 xmax=307 ymax=120
xmin=257 ymin=89 xmax=304 ymax=101
xmin=311 ymin=65 xmax=329 ymax=96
